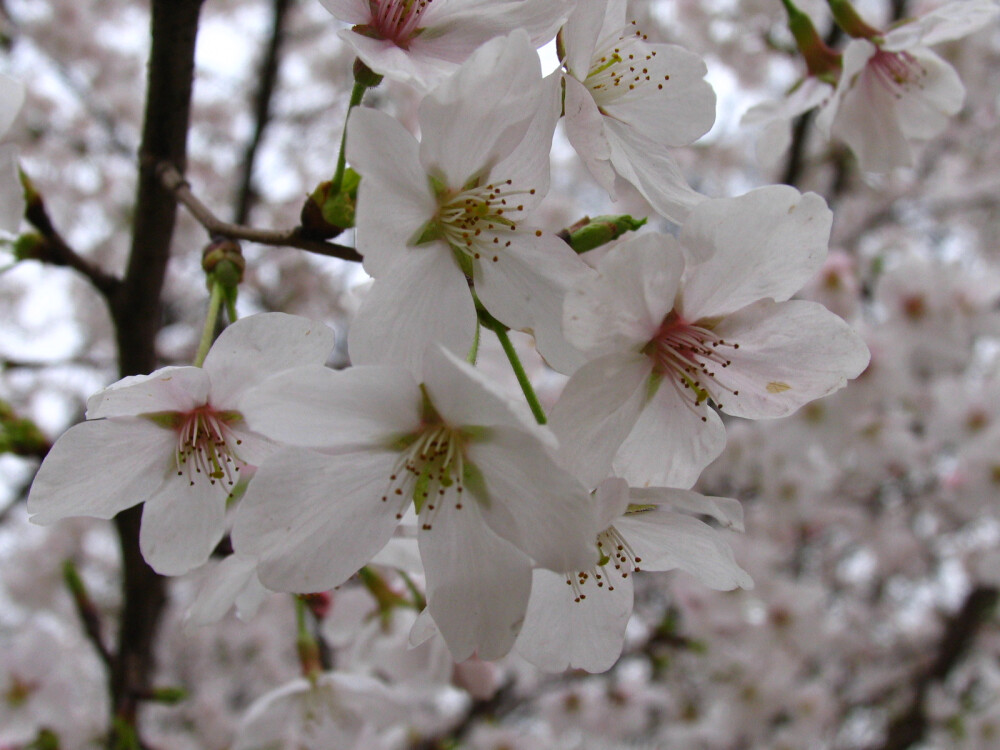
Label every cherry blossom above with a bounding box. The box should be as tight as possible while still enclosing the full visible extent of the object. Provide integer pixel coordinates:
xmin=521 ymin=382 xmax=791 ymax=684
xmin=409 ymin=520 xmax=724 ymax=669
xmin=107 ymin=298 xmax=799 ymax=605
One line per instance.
xmin=550 ymin=186 xmax=870 ymax=489
xmin=347 ymin=30 xmax=591 ymax=375
xmin=0 ymin=73 xmax=25 ymax=233
xmin=816 ymin=0 xmax=999 ymax=171
xmin=232 ymin=346 xmax=596 ymax=660
xmin=26 ymin=313 xmax=336 ymax=575
xmin=559 ymin=0 xmax=716 ymax=222
xmin=320 ymin=0 xmax=572 ymax=89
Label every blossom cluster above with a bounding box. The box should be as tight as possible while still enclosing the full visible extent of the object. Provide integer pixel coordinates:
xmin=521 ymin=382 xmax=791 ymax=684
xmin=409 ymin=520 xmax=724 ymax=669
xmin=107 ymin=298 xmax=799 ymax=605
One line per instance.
xmin=7 ymin=0 xmax=997 ymax=746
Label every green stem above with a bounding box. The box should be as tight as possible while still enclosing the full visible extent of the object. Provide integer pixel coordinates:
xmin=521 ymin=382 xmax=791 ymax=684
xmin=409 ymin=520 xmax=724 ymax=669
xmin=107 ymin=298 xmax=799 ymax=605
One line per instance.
xmin=294 ymin=596 xmax=322 ymax=681
xmin=480 ymin=312 xmax=547 ymax=425
xmin=193 ymin=281 xmax=224 ymax=367
xmin=330 ymin=79 xmax=368 ymax=195
xmin=224 ymin=292 xmax=238 ymax=324
xmin=466 ymin=320 xmax=481 ymax=364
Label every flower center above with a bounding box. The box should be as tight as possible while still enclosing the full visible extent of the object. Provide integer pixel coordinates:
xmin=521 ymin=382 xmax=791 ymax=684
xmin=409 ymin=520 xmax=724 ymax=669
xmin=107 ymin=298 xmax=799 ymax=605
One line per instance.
xmin=868 ymin=49 xmax=926 ymax=98
xmin=565 ymin=524 xmax=642 ymax=602
xmin=643 ymin=311 xmax=739 ymax=416
xmin=585 ymin=21 xmax=669 ymax=107
xmin=417 ymin=178 xmax=537 ymax=267
xmin=173 ymin=406 xmax=245 ymax=489
xmin=382 ymin=423 xmax=468 ymax=530
xmin=354 ymin=0 xmax=433 ymax=48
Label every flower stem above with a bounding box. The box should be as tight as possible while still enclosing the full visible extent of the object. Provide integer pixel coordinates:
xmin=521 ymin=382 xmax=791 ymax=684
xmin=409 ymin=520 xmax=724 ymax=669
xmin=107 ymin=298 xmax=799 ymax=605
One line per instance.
xmin=330 ymin=78 xmax=368 ymax=195
xmin=294 ymin=595 xmax=322 ymax=682
xmin=193 ymin=281 xmax=225 ymax=367
xmin=478 ymin=308 xmax=547 ymax=425
xmin=467 ymin=320 xmax=481 ymax=364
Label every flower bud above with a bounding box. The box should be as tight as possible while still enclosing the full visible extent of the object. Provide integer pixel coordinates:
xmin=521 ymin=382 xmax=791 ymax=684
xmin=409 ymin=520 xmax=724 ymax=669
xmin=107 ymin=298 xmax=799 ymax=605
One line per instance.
xmin=201 ymin=237 xmax=245 ymax=289
xmin=559 ymin=214 xmax=647 ymax=254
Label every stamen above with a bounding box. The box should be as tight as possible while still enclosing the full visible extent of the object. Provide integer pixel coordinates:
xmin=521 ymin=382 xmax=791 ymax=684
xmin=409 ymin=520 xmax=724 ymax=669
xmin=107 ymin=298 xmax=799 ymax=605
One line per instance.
xmin=175 ymin=407 xmax=245 ymax=490
xmin=434 ymin=180 xmax=535 ymax=265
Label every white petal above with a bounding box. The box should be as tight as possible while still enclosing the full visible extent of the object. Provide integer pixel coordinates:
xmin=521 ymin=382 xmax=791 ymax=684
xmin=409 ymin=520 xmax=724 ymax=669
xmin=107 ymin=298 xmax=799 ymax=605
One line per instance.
xmin=318 ymin=0 xmax=369 ymax=24
xmin=605 ymin=122 xmax=708 ymax=224
xmin=563 ymin=232 xmax=684 ymax=358
xmin=563 ymin=76 xmax=617 ymax=195
xmin=612 ymin=383 xmax=726 ymax=489
xmin=0 ymin=144 xmax=24 ymax=233
xmin=560 ymin=0 xmax=606 ymax=79
xmin=467 ymin=425 xmax=597 ymax=573
xmin=419 ymin=500 xmax=533 ymax=661
xmin=140 ymin=478 xmax=228 ymax=575
xmin=894 ymin=48 xmax=964 ymax=140
xmin=615 ymin=510 xmax=753 ymax=590
xmin=204 ymin=313 xmax=336 ymax=407
xmin=548 ymin=353 xmax=652 ymax=489
xmin=515 ymin=567 xmax=633 ymax=673
xmin=348 ymin=107 xmax=437 ymax=277
xmin=0 ymin=73 xmax=24 ymax=138
xmin=594 ymin=477 xmax=631 ymax=531
xmin=241 ymin=364 xmax=421 ymax=451
xmin=680 ymin=186 xmax=832 ymax=319
xmin=347 ymin=249 xmax=477 ymax=378
xmin=474 ymin=232 xmax=591 ymax=375
xmin=707 ymin=299 xmax=871 ymax=419
xmin=187 ymin=555 xmax=267 ymax=626
xmin=232 ymin=448 xmax=401 ymax=592
xmin=86 ymin=366 xmax=209 ymax=419
xmin=883 ymin=0 xmax=999 ymax=49
xmin=27 ymin=419 xmax=174 ymax=523
xmin=630 ymin=487 xmax=745 ymax=532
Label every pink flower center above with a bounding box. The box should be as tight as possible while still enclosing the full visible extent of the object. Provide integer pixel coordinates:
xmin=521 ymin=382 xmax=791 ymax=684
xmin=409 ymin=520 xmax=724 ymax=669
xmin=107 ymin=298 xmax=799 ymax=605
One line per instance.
xmin=356 ymin=0 xmax=434 ymax=48
xmin=643 ymin=311 xmax=739 ymax=415
xmin=868 ymin=49 xmax=926 ymax=98
xmin=174 ymin=406 xmax=244 ymax=489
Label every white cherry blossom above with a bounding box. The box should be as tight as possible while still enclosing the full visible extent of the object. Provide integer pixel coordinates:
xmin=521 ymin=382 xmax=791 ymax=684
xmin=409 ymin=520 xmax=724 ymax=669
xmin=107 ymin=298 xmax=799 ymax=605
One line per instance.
xmin=26 ymin=313 xmax=336 ymax=575
xmin=347 ymin=30 xmax=591 ymax=376
xmin=550 ymin=186 xmax=870 ymax=489
xmin=559 ymin=0 xmax=716 ymax=222
xmin=232 ymin=346 xmax=597 ymax=661
xmin=321 ymin=0 xmax=572 ymax=89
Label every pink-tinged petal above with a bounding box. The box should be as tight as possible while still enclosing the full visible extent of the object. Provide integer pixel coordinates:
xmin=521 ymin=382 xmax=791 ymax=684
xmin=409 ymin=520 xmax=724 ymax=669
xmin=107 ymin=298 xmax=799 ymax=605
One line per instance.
xmin=347 ymin=249 xmax=477 ymax=378
xmin=140 ymin=477 xmax=227 ymax=575
xmin=548 ymin=353 xmax=652 ymax=490
xmin=434 ymin=0 xmax=573 ymax=48
xmin=601 ymin=43 xmax=715 ymax=147
xmin=894 ymin=48 xmax=964 ymax=140
xmin=563 ymin=76 xmax=616 ymax=195
xmin=28 ymin=418 xmax=174 ymax=523
xmin=679 ymin=186 xmax=832 ymax=320
xmin=742 ymin=78 xmax=833 ymax=169
xmin=706 ymin=298 xmax=870 ymax=419
xmin=344 ymin=32 xmax=461 ymax=89
xmin=612 ymin=383 xmax=726 ymax=489
xmin=604 ymin=122 xmax=707 ymax=225
xmin=882 ymin=0 xmax=999 ymax=49
xmin=474 ymin=232 xmax=592 ymax=375
xmin=418 ymin=500 xmax=533 ymax=661
xmin=421 ymin=347 xmax=540 ymax=435
xmin=419 ymin=31 xmax=541 ymax=188
xmin=241 ymin=364 xmax=421 ymax=452
xmin=318 ymin=0 xmax=369 ymax=25
xmin=630 ymin=487 xmax=745 ymax=532
xmin=348 ymin=107 xmax=437 ymax=277
xmin=560 ymin=0 xmax=607 ymax=78
xmin=232 ymin=448 xmax=402 ymax=593
xmin=615 ymin=510 xmax=753 ymax=590
xmin=86 ymin=366 xmax=209 ymax=419
xmin=817 ymin=39 xmax=913 ymax=172
xmin=516 ymin=567 xmax=633 ymax=673
xmin=467 ymin=426 xmax=598 ymax=573
xmin=0 ymin=73 xmax=24 ymax=137
xmin=564 ymin=232 xmax=684 ymax=358
xmin=204 ymin=313 xmax=336 ymax=407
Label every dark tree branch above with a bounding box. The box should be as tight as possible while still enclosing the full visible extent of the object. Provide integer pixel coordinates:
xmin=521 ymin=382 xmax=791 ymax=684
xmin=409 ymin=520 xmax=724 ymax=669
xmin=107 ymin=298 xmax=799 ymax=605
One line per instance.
xmin=106 ymin=0 xmax=205 ymax=743
xmin=233 ymin=0 xmax=293 ymax=225
xmin=875 ymin=586 xmax=999 ymax=750
xmin=22 ymin=182 xmax=121 ymax=299
xmin=159 ymin=161 xmax=361 ymax=261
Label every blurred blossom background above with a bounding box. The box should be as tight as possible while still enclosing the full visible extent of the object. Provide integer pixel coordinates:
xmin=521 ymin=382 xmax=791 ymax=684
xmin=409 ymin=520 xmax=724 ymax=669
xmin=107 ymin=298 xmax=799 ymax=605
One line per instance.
xmin=2 ymin=0 xmax=1000 ymax=748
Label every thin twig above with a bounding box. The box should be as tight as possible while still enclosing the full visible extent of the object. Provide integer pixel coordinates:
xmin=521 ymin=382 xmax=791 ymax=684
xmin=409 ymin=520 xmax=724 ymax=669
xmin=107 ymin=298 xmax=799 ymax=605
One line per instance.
xmin=158 ymin=162 xmax=361 ymax=262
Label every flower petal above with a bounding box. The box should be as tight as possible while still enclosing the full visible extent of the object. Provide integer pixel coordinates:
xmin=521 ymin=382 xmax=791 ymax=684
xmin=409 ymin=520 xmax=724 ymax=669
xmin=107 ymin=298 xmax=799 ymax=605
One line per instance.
xmin=679 ymin=186 xmax=832 ymax=319
xmin=140 ymin=477 xmax=228 ymax=575
xmin=204 ymin=313 xmax=336 ymax=407
xmin=28 ymin=418 xmax=174 ymax=523
xmin=706 ymin=298 xmax=871 ymax=419
xmin=232 ymin=448 xmax=402 ymax=592
xmin=515 ymin=567 xmax=633 ymax=673
xmin=86 ymin=366 xmax=209 ymax=419
xmin=419 ymin=500 xmax=533 ymax=661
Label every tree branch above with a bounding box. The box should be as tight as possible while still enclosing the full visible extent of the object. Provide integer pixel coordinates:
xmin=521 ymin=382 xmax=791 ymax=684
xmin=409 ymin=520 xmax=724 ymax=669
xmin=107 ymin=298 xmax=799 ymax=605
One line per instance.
xmin=233 ymin=0 xmax=293 ymax=225
xmin=158 ymin=161 xmax=361 ymax=261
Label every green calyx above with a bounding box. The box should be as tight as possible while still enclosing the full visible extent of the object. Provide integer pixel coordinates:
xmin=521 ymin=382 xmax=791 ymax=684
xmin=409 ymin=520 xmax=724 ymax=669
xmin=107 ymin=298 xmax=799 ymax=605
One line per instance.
xmin=560 ymin=214 xmax=648 ymax=254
